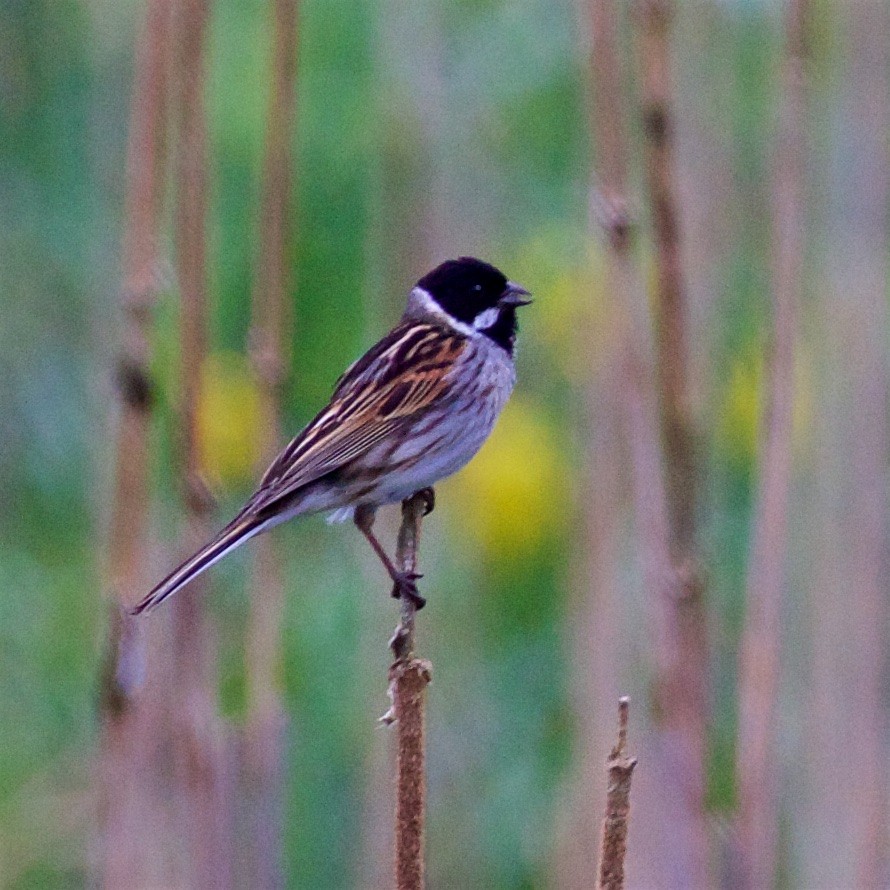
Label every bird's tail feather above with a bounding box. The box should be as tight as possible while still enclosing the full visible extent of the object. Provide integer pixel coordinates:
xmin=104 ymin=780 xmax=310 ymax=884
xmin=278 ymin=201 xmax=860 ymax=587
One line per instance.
xmin=131 ymin=515 xmax=267 ymax=615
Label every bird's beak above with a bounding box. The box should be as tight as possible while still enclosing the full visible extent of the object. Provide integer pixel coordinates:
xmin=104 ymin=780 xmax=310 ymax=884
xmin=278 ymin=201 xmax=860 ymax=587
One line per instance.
xmin=499 ymin=281 xmax=533 ymax=307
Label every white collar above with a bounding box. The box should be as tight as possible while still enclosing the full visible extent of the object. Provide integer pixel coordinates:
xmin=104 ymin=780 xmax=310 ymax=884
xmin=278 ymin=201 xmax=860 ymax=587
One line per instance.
xmin=406 ymin=287 xmax=479 ymax=338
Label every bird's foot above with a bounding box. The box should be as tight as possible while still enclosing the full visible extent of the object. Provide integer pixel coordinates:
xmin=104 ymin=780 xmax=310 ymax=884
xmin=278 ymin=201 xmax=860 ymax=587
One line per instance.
xmin=416 ymin=487 xmax=435 ymax=516
xmin=391 ymin=571 xmax=426 ymax=609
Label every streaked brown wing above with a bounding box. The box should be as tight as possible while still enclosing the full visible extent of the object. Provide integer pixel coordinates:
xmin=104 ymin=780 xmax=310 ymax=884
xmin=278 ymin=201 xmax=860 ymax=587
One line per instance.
xmin=248 ymin=321 xmax=466 ymax=512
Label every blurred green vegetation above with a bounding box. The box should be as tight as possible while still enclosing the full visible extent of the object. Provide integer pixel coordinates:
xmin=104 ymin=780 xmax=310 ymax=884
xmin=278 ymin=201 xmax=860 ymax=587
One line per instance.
xmin=0 ymin=0 xmax=823 ymax=886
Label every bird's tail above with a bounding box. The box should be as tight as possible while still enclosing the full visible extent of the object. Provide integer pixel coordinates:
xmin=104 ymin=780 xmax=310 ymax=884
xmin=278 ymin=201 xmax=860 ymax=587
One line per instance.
xmin=131 ymin=515 xmax=267 ymax=616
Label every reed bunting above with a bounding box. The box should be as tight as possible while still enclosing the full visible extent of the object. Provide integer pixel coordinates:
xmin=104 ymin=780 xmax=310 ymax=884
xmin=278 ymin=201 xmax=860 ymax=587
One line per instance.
xmin=133 ymin=257 xmax=531 ymax=615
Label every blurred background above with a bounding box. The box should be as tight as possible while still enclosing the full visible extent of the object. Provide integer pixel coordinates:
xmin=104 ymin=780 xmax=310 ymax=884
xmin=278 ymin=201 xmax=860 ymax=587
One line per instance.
xmin=1 ymin=0 xmax=888 ymax=887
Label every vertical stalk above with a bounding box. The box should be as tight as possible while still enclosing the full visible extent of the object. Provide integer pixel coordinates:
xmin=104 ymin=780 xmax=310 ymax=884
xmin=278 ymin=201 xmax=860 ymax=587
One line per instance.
xmin=735 ymin=2 xmax=809 ymax=887
xmin=169 ymin=0 xmax=232 ymax=886
xmin=97 ymin=0 xmax=172 ymax=884
xmin=557 ymin=364 xmax=628 ymax=885
xmin=383 ymin=493 xmax=431 ymax=890
xmin=551 ymin=1 xmax=635 ymax=885
xmin=635 ymin=0 xmax=697 ymax=550
xmin=244 ymin=0 xmax=299 ymax=885
xmin=632 ymin=2 xmax=709 ymax=882
xmin=597 ymin=698 xmax=637 ymax=890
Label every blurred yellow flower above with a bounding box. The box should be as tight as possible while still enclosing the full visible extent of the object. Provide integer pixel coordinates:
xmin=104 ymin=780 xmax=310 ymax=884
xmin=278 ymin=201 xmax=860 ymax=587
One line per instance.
xmin=197 ymin=351 xmax=262 ymax=486
xmin=502 ymin=230 xmax=612 ymax=382
xmin=716 ymin=340 xmax=813 ymax=468
xmin=441 ymin=395 xmax=569 ymax=565
xmin=717 ymin=351 xmax=762 ymax=467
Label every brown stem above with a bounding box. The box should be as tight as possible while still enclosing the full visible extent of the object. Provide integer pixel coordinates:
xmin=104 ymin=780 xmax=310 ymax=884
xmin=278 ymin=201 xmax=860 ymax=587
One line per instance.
xmin=390 ymin=656 xmax=431 ymax=890
xmin=174 ymin=0 xmax=212 ymax=499
xmin=242 ymin=2 xmax=299 ymax=886
xmin=545 ymin=7 xmax=639 ymax=887
xmin=631 ymin=2 xmax=710 ymax=883
xmin=588 ymin=0 xmax=713 ymax=883
xmin=634 ymin=0 xmax=696 ymax=552
xmin=381 ymin=493 xmax=432 ymax=890
xmin=168 ymin=0 xmax=234 ymax=886
xmin=248 ymin=0 xmax=298 ymax=403
xmin=734 ymin=2 xmax=809 ymax=887
xmin=597 ymin=698 xmax=637 ymax=890
xmin=97 ymin=0 xmax=173 ymax=884
xmin=100 ymin=0 xmax=172 ymax=687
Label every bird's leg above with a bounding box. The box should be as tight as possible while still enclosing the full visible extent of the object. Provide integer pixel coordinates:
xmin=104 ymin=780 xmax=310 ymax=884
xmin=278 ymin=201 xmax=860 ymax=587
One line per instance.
xmin=416 ymin=486 xmax=435 ymax=516
xmin=353 ymin=505 xmax=426 ymax=608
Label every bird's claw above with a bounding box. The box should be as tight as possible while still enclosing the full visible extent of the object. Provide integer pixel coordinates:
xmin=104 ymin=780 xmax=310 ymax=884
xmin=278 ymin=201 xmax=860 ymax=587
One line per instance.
xmin=416 ymin=487 xmax=435 ymax=516
xmin=391 ymin=571 xmax=426 ymax=608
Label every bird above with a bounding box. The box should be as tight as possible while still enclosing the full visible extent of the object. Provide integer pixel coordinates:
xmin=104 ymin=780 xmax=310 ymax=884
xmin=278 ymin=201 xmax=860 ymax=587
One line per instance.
xmin=132 ymin=256 xmax=532 ymax=616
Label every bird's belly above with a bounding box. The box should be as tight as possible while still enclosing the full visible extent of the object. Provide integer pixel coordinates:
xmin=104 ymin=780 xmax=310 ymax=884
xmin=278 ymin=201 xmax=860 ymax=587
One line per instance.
xmin=311 ymin=337 xmax=515 ymax=519
xmin=369 ymin=343 xmax=515 ymax=505
xmin=379 ymin=424 xmax=489 ymax=502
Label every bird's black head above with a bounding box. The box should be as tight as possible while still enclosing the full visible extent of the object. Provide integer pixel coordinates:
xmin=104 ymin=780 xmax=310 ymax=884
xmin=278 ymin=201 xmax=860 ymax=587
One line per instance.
xmin=414 ymin=257 xmax=531 ymax=354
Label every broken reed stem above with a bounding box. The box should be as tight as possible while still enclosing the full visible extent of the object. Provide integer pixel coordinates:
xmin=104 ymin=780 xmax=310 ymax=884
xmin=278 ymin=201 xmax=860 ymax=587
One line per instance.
xmin=384 ymin=492 xmax=432 ymax=890
xmin=597 ymin=697 xmax=637 ymax=890
xmin=390 ymin=656 xmax=432 ymax=890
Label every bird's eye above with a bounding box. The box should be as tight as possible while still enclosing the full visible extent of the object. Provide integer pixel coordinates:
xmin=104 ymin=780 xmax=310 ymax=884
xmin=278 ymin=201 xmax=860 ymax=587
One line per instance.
xmin=474 ymin=284 xmax=482 ymax=292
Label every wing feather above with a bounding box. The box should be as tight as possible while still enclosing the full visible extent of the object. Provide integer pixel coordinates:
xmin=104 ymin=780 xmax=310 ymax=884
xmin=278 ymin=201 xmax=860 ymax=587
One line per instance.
xmin=250 ymin=322 xmax=465 ymax=512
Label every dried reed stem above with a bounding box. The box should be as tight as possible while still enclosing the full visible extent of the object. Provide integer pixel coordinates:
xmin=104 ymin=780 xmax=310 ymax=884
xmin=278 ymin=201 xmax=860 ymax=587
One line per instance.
xmin=169 ymin=0 xmax=234 ymax=886
xmin=634 ymin=0 xmax=698 ymax=550
xmin=100 ymin=0 xmax=172 ymax=703
xmin=632 ymin=2 xmax=710 ymax=883
xmin=589 ymin=0 xmax=711 ymax=882
xmin=98 ymin=0 xmax=173 ymax=884
xmin=550 ymin=7 xmax=638 ymax=889
xmin=382 ymin=493 xmax=432 ymax=890
xmin=734 ymin=3 xmax=809 ymax=888
xmin=174 ymin=0 xmax=212 ymax=500
xmin=243 ymin=1 xmax=298 ymax=885
xmin=597 ymin=698 xmax=637 ymax=890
